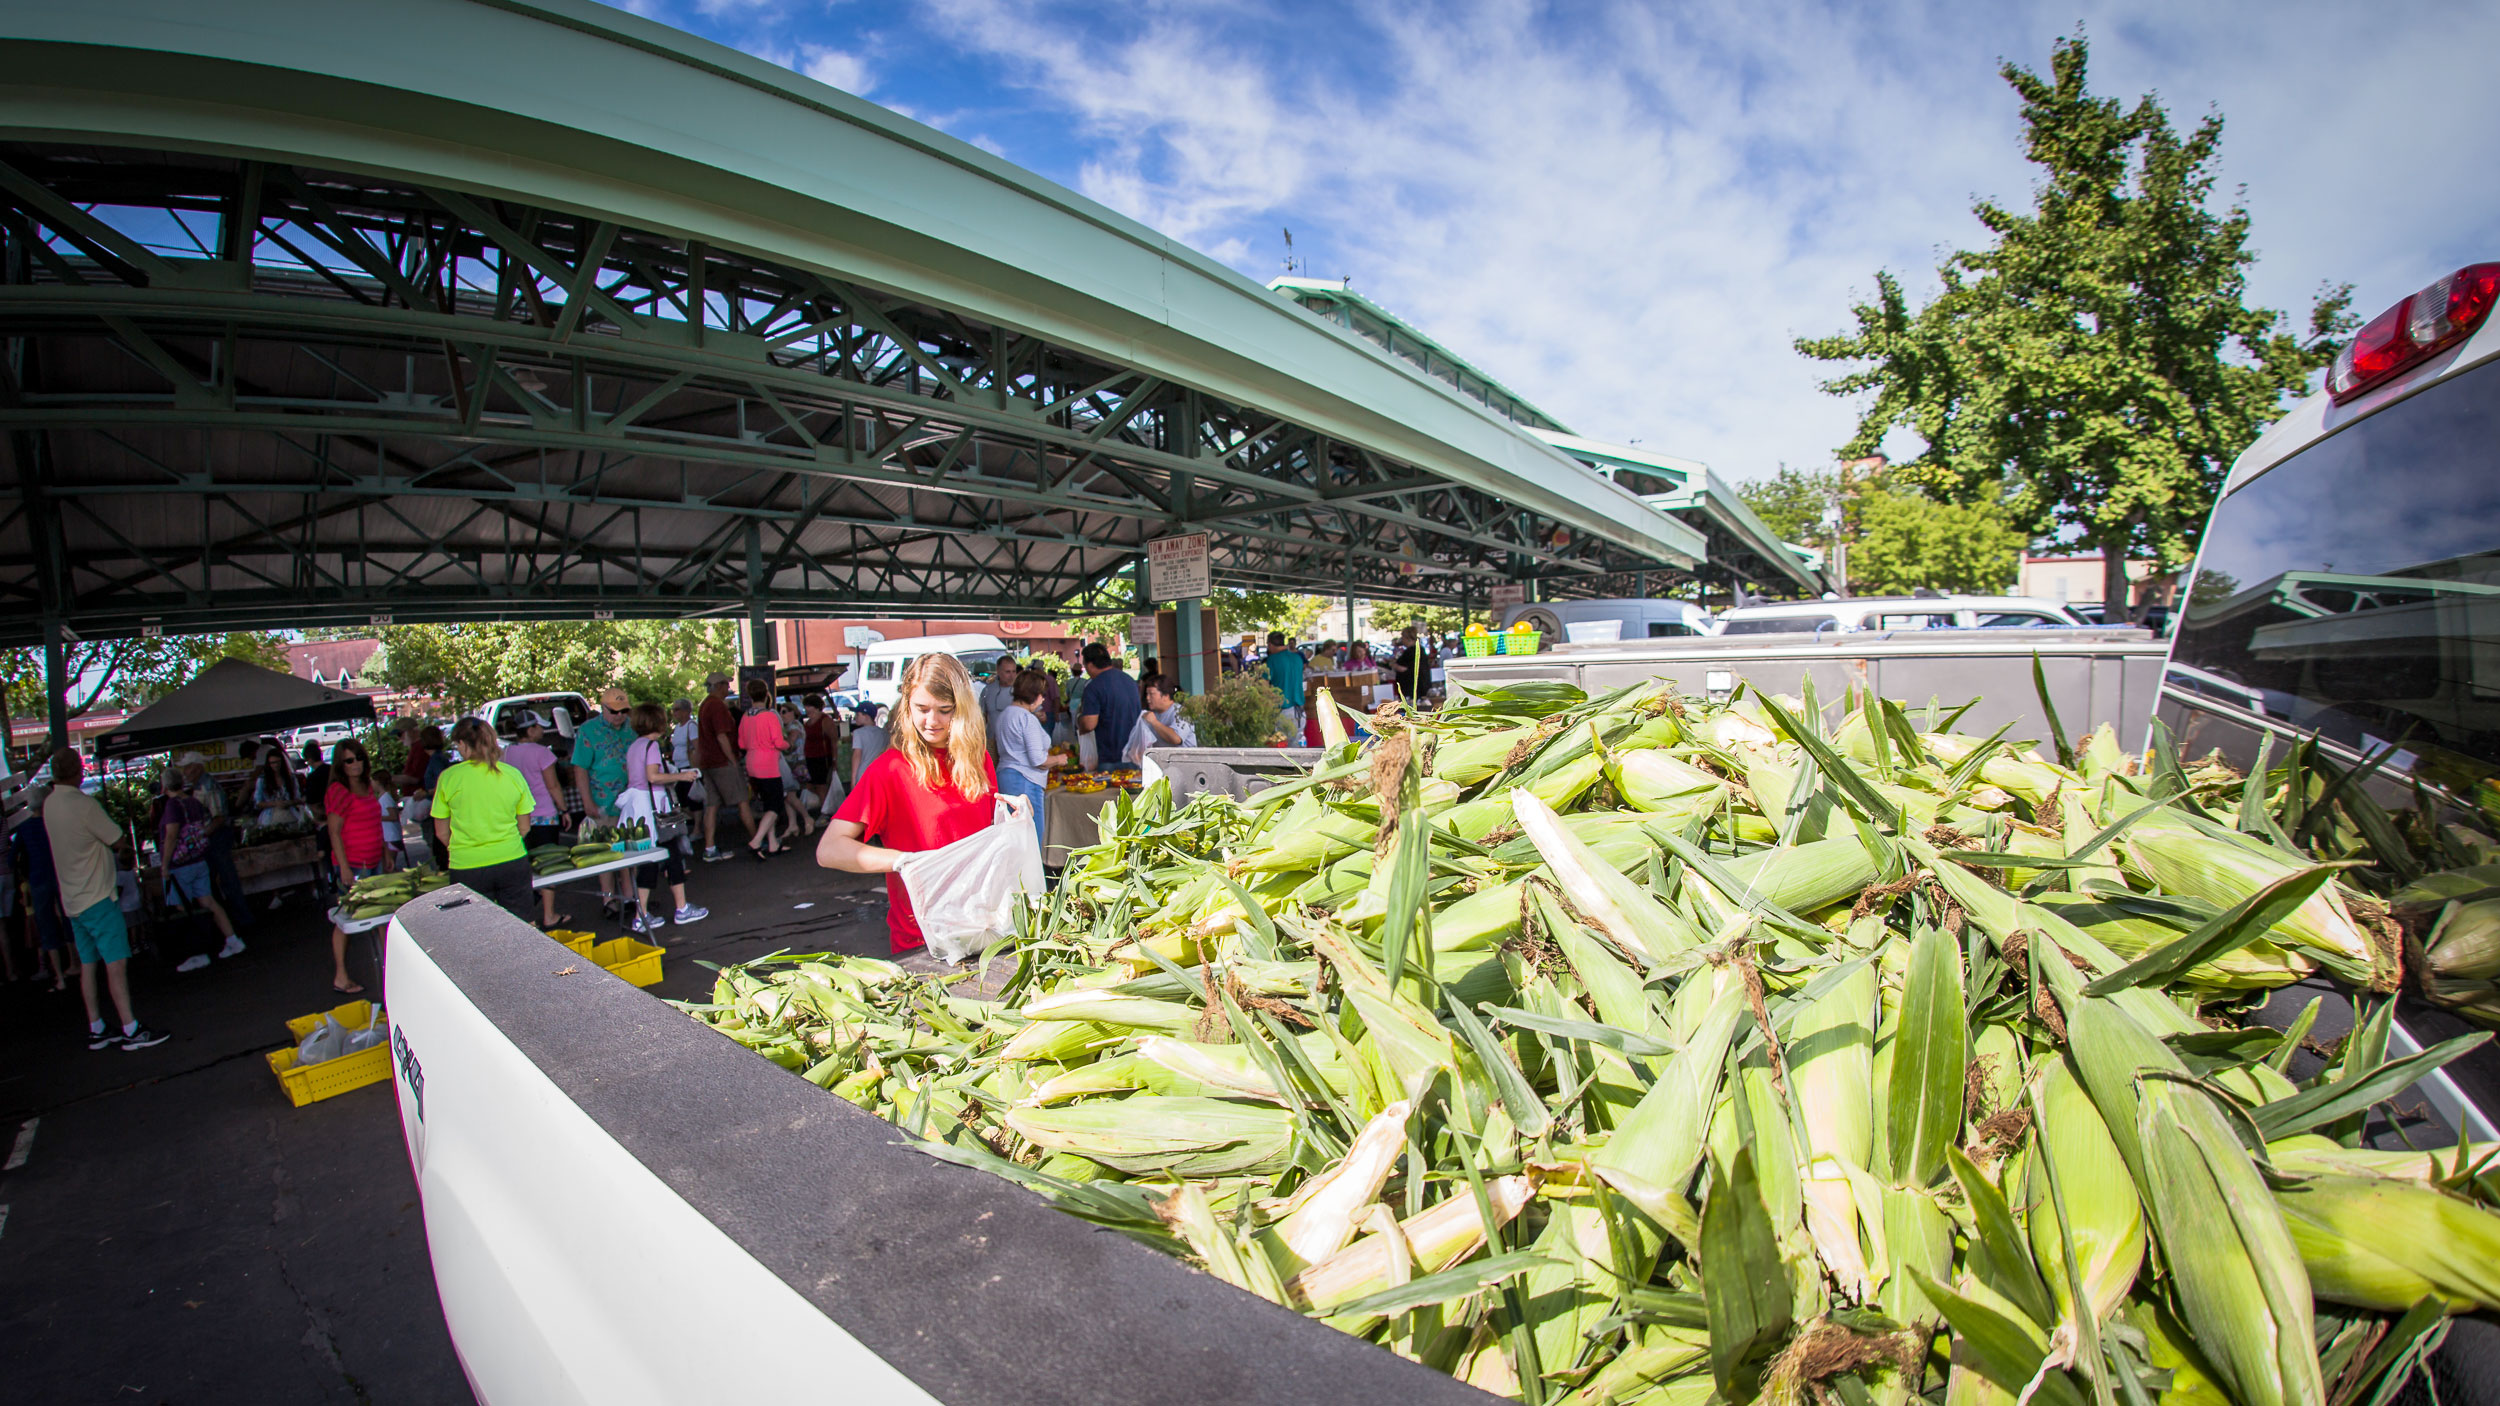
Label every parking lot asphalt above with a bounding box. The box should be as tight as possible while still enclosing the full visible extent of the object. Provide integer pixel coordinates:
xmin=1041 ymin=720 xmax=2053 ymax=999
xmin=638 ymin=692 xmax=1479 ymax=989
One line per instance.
xmin=0 ymin=842 xmax=896 ymax=1404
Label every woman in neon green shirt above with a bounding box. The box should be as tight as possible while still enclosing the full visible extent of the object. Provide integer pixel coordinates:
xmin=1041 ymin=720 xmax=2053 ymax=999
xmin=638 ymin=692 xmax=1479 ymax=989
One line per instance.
xmin=432 ymin=717 xmax=539 ymax=919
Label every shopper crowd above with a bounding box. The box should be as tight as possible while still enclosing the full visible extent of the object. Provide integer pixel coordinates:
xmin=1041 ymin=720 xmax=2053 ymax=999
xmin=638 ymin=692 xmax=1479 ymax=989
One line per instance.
xmin=0 ymin=621 xmax=1472 ymax=1052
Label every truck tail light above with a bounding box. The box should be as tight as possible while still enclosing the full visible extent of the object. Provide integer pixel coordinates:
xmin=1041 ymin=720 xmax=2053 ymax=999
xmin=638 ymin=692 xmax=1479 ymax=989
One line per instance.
xmin=2328 ymin=262 xmax=2500 ymax=402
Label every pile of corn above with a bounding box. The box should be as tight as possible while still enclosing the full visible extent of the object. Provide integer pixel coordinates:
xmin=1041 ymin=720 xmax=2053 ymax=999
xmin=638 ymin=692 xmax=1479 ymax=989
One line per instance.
xmin=343 ymin=864 xmax=449 ymax=918
xmin=678 ymin=680 xmax=2500 ymax=1406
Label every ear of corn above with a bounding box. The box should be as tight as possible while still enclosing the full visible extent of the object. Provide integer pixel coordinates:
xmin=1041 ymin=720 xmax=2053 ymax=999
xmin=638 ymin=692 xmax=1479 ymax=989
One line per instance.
xmin=2273 ymin=1174 xmax=2500 ymax=1313
xmin=2119 ymin=809 xmax=2393 ymax=990
xmin=677 ymin=681 xmax=2497 ymax=1405
xmin=2024 ymin=1058 xmax=2144 ymax=1325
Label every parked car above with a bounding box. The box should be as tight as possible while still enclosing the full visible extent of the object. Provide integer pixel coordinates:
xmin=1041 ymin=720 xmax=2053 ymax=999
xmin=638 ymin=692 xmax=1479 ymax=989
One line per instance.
xmin=1713 ymin=594 xmax=2087 ymax=636
xmin=1499 ymin=598 xmax=1716 ymax=643
xmin=288 ymin=720 xmax=362 ymax=751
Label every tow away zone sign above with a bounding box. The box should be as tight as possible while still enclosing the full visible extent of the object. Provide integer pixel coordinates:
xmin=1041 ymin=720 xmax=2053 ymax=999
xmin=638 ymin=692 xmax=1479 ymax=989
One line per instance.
xmin=1146 ymin=533 xmax=1210 ymax=601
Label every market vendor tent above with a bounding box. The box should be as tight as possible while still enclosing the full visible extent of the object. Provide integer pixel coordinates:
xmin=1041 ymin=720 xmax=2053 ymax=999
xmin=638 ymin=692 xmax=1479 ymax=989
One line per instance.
xmin=92 ymin=660 xmax=376 ymax=761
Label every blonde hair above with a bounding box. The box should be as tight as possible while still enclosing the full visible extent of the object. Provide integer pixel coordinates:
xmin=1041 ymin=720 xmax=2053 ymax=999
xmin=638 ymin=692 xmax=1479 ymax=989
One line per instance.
xmin=893 ymin=653 xmax=991 ymax=798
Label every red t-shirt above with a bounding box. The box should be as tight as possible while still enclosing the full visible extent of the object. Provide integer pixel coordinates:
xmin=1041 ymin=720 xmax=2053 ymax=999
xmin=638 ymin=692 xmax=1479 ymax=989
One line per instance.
xmin=835 ymin=749 xmax=996 ymax=953
xmin=326 ymin=782 xmax=387 ymax=868
xmin=696 ymin=696 xmax=735 ymax=769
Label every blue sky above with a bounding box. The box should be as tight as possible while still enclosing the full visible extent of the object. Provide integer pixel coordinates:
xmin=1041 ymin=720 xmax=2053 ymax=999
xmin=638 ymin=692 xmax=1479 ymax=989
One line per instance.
xmin=608 ymin=0 xmax=2500 ymax=487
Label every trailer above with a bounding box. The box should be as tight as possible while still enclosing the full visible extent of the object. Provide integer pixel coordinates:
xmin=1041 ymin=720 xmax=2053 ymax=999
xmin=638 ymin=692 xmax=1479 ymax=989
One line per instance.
xmin=1446 ymin=626 xmax=2167 ymax=746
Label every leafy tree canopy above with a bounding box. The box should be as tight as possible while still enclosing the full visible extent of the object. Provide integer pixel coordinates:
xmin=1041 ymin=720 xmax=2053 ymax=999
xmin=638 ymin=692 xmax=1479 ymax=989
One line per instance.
xmin=1846 ymin=487 xmax=2028 ymax=596
xmin=367 ymin=620 xmax=736 ymax=714
xmin=1736 ymin=466 xmax=1838 ymax=548
xmin=3 ymin=631 xmax=291 ymax=732
xmin=1059 ymin=576 xmax=1323 ymax=652
xmin=1796 ymin=32 xmax=2351 ymax=610
xmin=1366 ymin=601 xmax=1473 ymax=639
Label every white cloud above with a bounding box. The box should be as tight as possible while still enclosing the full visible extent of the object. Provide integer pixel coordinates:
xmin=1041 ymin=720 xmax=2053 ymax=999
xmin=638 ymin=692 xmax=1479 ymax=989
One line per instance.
xmin=797 ymin=42 xmax=872 ymax=95
xmin=917 ymin=0 xmax=2500 ymax=486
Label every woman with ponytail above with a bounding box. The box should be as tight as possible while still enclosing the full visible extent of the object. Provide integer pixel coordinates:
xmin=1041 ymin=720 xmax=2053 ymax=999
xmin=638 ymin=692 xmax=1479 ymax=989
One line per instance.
xmin=431 ymin=715 xmax=538 ymax=920
xmin=816 ymin=653 xmax=999 ymax=955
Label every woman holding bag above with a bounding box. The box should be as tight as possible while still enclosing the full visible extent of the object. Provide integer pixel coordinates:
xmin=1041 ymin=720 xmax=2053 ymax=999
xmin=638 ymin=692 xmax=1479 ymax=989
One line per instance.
xmin=620 ymin=703 xmax=706 ymax=934
xmin=817 ymin=653 xmax=1015 ymax=956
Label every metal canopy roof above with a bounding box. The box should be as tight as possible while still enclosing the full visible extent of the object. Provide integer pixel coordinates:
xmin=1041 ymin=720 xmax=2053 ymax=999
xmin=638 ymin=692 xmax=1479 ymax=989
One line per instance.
xmin=0 ymin=0 xmax=1700 ymax=648
xmin=1271 ymin=278 xmax=1821 ymax=597
xmin=1533 ymin=432 xmax=1828 ymax=596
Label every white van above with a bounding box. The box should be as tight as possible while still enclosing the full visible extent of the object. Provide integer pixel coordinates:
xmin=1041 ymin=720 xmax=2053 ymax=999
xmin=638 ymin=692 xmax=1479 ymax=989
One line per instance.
xmin=853 ymin=634 xmax=1011 ymax=713
xmin=1501 ymin=598 xmax=1716 ymax=642
xmin=1714 ymin=594 xmax=2084 ymax=636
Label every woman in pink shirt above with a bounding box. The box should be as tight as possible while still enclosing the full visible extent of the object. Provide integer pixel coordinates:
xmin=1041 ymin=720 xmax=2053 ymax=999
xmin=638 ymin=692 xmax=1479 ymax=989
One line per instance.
xmin=736 ymin=680 xmax=791 ymax=859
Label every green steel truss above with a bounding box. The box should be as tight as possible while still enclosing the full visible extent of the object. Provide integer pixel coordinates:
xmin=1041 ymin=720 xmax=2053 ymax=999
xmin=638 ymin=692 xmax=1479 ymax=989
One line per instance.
xmin=0 ymin=148 xmax=1689 ymax=646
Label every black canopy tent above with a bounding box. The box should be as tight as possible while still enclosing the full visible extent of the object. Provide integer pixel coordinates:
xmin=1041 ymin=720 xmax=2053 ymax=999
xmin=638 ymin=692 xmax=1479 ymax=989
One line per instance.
xmin=93 ymin=660 xmax=377 ymax=762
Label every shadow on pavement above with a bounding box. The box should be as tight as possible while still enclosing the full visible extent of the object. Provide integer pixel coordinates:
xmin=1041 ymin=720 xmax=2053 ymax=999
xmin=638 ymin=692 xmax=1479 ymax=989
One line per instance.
xmin=0 ymin=847 xmax=889 ymax=1403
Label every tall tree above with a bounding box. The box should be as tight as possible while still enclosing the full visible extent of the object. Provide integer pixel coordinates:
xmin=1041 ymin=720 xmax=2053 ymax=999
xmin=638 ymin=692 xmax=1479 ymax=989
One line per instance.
xmin=1058 ymin=577 xmax=1319 ymax=651
xmin=366 ymin=620 xmax=735 ymax=713
xmin=1737 ymin=465 xmax=1838 ymax=547
xmin=3 ymin=632 xmax=291 ymax=742
xmin=1797 ymin=34 xmax=2351 ymax=614
xmin=1845 ymin=487 xmax=2027 ymax=595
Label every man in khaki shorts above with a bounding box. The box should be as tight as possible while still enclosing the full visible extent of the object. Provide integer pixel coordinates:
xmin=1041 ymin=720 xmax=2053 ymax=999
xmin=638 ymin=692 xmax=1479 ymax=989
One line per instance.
xmin=695 ymin=671 xmax=756 ymax=861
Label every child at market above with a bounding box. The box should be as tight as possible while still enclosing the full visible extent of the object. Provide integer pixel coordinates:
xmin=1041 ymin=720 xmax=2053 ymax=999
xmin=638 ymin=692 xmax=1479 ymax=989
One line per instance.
xmin=817 ymin=653 xmax=1018 ymax=957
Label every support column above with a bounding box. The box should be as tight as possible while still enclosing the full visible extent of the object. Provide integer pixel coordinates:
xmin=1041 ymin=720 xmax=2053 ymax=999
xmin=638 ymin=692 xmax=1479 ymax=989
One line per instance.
xmin=42 ymin=619 xmax=68 ymax=758
xmin=1344 ymin=552 xmax=1358 ymax=646
xmin=745 ymin=522 xmax=774 ymax=665
xmin=1175 ymin=597 xmax=1206 ymax=696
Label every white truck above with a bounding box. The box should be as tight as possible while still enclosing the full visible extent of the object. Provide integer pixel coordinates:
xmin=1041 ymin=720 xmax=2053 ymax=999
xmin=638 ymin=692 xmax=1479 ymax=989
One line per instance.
xmin=384 ymin=259 xmax=2500 ymax=1403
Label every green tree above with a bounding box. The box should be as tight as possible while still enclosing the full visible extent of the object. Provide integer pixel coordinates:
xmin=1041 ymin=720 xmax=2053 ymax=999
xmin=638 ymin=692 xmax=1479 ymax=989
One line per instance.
xmin=1738 ymin=465 xmax=1838 ymax=547
xmin=1797 ymin=33 xmax=2351 ymax=614
xmin=1058 ymin=576 xmax=1320 ymax=651
xmin=367 ymin=621 xmax=736 ymax=713
xmin=2 ymin=631 xmax=292 ymax=740
xmin=1845 ymin=487 xmax=2028 ymax=595
xmin=1366 ymin=601 xmax=1470 ymax=638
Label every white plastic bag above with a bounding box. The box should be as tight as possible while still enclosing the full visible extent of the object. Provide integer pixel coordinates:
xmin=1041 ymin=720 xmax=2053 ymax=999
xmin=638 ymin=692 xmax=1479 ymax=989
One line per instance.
xmin=895 ymin=798 xmax=1043 ymax=965
xmin=343 ymin=1007 xmax=386 ymax=1054
xmin=297 ymin=1014 xmax=347 ymax=1067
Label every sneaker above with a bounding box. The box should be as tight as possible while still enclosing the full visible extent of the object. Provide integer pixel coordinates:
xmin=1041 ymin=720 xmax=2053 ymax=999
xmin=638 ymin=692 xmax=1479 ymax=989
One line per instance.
xmin=673 ymin=905 xmax=709 ymax=925
xmin=174 ymin=954 xmax=212 ymax=973
xmin=89 ymin=1026 xmax=125 ymax=1050
xmin=702 ymin=847 xmax=731 ymax=863
xmin=121 ymin=1026 xmax=170 ymax=1051
xmin=217 ymin=935 xmax=247 ymax=959
xmin=632 ymin=912 xmax=666 ymax=934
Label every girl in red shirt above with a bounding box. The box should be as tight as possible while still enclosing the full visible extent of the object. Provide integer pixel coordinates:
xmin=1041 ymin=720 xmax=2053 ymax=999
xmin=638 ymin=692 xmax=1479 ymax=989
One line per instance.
xmin=818 ymin=653 xmax=997 ymax=954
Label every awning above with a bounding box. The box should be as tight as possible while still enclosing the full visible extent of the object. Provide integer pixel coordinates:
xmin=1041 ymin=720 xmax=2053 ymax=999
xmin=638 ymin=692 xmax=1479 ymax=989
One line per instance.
xmin=94 ymin=659 xmax=377 ymax=761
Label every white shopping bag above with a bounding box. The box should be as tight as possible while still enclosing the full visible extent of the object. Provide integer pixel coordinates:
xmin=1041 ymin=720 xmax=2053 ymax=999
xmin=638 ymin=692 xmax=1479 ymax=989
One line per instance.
xmin=895 ymin=797 xmax=1043 ymax=965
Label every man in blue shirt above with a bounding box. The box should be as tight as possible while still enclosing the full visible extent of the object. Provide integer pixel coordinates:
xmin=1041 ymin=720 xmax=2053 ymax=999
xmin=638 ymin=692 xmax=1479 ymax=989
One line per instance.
xmin=1261 ymin=631 xmax=1307 ymax=736
xmin=1076 ymin=643 xmax=1143 ymax=770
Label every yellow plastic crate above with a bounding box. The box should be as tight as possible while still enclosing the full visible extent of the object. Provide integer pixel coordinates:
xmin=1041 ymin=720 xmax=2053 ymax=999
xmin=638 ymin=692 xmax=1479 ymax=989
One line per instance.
xmin=546 ymin=927 xmax=597 ymax=958
xmin=589 ymin=937 xmax=664 ymax=988
xmin=267 ymin=1000 xmax=392 ymax=1108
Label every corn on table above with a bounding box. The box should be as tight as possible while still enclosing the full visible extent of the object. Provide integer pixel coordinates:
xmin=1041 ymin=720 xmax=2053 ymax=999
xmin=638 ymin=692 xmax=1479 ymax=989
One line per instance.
xmin=329 ymin=847 xmax=683 ymax=936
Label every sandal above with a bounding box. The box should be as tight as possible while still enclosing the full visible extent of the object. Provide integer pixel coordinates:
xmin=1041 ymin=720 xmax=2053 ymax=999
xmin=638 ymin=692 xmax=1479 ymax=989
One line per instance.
xmin=332 ymin=979 xmax=366 ymax=995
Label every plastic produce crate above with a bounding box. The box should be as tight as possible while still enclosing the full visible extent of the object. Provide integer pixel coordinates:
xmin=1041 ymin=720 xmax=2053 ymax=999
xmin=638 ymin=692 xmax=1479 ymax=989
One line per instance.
xmin=590 ymin=937 xmax=664 ymax=988
xmin=266 ymin=1000 xmax=392 ymax=1107
xmin=546 ymin=928 xmax=598 ymax=958
xmin=1495 ymin=630 xmax=1541 ymax=655
xmin=1462 ymin=635 xmax=1494 ymax=657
